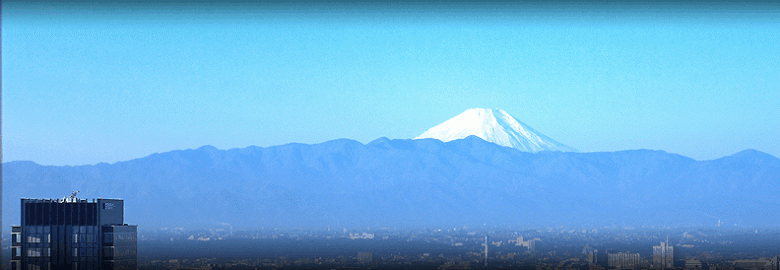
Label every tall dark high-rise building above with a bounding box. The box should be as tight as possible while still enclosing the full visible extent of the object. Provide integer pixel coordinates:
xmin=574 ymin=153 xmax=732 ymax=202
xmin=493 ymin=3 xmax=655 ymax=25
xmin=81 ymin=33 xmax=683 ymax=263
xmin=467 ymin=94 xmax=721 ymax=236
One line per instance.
xmin=11 ymin=195 xmax=137 ymax=270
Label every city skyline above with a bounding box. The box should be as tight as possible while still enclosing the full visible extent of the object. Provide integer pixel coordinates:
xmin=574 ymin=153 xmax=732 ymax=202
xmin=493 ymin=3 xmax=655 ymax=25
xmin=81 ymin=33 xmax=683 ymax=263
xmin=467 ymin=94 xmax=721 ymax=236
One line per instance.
xmin=3 ymin=1 xmax=780 ymax=165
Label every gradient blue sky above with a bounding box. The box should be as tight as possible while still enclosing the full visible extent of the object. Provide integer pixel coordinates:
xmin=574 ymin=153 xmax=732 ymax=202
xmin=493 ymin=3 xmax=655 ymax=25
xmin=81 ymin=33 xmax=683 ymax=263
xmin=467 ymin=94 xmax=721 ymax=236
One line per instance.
xmin=3 ymin=2 xmax=780 ymax=165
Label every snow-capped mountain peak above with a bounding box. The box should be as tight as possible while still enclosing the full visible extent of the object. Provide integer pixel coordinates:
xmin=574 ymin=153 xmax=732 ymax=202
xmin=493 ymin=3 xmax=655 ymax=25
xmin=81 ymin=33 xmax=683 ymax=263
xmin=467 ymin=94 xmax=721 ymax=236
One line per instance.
xmin=414 ymin=108 xmax=577 ymax=152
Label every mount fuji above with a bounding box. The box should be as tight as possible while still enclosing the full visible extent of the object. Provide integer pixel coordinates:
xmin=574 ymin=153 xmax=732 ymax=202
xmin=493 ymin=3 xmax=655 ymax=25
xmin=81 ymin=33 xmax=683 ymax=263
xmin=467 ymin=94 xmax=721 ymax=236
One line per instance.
xmin=415 ymin=108 xmax=577 ymax=152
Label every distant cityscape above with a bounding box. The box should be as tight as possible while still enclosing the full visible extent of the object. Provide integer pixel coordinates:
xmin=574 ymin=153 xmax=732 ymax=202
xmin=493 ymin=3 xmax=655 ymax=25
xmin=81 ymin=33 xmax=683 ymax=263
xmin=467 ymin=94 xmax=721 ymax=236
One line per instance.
xmin=6 ymin=196 xmax=780 ymax=269
xmin=131 ymin=225 xmax=780 ymax=270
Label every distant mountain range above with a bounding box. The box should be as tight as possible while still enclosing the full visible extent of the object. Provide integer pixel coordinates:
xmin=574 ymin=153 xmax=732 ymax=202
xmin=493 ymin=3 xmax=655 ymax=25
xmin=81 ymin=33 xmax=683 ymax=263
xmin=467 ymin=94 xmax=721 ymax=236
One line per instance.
xmin=4 ymin=136 xmax=779 ymax=230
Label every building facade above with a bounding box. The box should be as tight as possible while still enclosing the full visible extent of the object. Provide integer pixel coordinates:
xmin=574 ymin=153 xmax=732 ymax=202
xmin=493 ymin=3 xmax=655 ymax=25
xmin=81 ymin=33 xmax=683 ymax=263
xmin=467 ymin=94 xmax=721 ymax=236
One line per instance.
xmin=607 ymin=252 xmax=641 ymax=269
xmin=11 ymin=197 xmax=137 ymax=270
xmin=653 ymin=239 xmax=674 ymax=269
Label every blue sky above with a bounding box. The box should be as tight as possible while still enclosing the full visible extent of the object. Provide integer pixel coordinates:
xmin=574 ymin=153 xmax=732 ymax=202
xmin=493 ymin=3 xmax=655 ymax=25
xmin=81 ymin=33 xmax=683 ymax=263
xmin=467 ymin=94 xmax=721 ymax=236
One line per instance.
xmin=3 ymin=2 xmax=780 ymax=165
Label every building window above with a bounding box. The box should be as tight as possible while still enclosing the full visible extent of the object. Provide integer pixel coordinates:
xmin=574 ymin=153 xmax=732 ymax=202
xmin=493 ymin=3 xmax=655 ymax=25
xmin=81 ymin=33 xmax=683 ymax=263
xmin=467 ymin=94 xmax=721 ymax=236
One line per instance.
xmin=103 ymin=233 xmax=113 ymax=245
xmin=27 ymin=236 xmax=41 ymax=243
xmin=27 ymin=248 xmax=42 ymax=257
xmin=12 ymin=233 xmax=21 ymax=244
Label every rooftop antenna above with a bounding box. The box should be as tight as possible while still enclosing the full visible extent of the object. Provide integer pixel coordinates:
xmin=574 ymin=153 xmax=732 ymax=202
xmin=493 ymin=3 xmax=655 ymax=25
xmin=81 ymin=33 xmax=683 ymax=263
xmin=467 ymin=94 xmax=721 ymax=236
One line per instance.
xmin=64 ymin=191 xmax=79 ymax=202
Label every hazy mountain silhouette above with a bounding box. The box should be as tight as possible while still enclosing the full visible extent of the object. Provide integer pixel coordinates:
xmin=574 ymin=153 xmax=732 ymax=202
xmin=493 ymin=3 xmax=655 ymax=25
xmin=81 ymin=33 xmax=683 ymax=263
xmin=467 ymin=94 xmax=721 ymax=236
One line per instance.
xmin=4 ymin=136 xmax=779 ymax=230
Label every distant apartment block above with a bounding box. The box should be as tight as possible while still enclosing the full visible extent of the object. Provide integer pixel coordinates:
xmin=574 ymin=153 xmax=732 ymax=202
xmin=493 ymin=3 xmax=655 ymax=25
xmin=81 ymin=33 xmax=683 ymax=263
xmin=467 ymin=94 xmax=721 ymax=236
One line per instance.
xmin=607 ymin=252 xmax=640 ymax=269
xmin=731 ymin=257 xmax=779 ymax=270
xmin=11 ymin=196 xmax=137 ymax=270
xmin=684 ymin=259 xmax=702 ymax=270
xmin=512 ymin=235 xmax=537 ymax=251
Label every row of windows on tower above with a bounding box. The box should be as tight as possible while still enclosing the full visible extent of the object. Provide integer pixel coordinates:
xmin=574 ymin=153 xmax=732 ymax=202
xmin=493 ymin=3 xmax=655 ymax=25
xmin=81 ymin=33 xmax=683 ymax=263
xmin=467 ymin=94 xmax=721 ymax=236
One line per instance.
xmin=24 ymin=203 xmax=99 ymax=226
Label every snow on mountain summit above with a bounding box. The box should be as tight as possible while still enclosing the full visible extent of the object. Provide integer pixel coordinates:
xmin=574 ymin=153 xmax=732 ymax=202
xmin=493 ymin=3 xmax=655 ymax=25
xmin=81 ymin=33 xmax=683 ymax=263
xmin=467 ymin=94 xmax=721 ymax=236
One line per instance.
xmin=415 ymin=108 xmax=577 ymax=153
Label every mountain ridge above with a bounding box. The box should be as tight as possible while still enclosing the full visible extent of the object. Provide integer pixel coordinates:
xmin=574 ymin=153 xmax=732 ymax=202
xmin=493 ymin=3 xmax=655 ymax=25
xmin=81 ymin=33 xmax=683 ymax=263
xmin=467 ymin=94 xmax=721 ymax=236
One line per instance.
xmin=4 ymin=138 xmax=778 ymax=230
xmin=7 ymin=139 xmax=774 ymax=167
